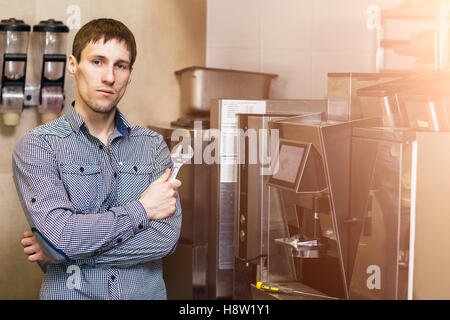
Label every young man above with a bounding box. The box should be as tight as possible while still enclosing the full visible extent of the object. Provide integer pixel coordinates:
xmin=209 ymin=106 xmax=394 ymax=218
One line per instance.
xmin=13 ymin=18 xmax=182 ymax=300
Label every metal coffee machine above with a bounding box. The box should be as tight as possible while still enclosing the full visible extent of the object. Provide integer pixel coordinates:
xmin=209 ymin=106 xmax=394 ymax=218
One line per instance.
xmin=211 ymin=99 xmax=327 ymax=299
xmin=349 ymin=70 xmax=450 ymax=299
xmin=245 ymin=113 xmax=380 ymax=300
xmin=0 ymin=18 xmax=30 ymax=126
xmin=239 ymin=73 xmax=399 ymax=299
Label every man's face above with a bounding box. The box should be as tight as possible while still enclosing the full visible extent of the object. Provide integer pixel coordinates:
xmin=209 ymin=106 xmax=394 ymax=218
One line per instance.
xmin=68 ymin=38 xmax=132 ymax=114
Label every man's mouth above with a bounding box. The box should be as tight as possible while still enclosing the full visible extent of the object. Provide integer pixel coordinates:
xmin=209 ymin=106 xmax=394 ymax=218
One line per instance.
xmin=96 ymin=88 xmax=115 ymax=96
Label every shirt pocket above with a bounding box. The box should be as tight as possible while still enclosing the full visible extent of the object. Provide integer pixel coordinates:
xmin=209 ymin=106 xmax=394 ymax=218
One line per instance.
xmin=60 ymin=163 xmax=101 ymax=213
xmin=117 ymin=162 xmax=157 ymax=205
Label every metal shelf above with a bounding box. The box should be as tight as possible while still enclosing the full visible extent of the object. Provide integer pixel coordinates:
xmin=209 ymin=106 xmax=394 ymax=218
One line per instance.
xmin=381 ymin=2 xmax=441 ymax=20
xmin=377 ymin=1 xmax=450 ymax=72
xmin=380 ymin=39 xmax=434 ymax=57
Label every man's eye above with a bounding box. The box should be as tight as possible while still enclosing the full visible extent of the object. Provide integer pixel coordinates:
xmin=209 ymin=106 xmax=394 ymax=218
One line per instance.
xmin=92 ymin=60 xmax=101 ymax=65
xmin=117 ymin=64 xmax=128 ymax=70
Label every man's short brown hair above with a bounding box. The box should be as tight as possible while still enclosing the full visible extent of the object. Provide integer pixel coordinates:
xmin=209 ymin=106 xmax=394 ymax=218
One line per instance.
xmin=72 ymin=18 xmax=137 ymax=68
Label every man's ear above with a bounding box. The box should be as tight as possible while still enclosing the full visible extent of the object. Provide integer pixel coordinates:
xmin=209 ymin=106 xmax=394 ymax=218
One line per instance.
xmin=127 ymin=72 xmax=132 ymax=85
xmin=67 ymin=55 xmax=78 ymax=76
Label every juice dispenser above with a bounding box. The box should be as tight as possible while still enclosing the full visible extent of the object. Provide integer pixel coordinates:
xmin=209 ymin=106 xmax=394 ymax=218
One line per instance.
xmin=0 ymin=18 xmax=30 ymax=126
xmin=32 ymin=19 xmax=69 ymax=124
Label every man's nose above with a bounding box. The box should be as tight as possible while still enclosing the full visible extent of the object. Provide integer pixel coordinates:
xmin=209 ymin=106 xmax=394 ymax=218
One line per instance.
xmin=101 ymin=65 xmax=115 ymax=85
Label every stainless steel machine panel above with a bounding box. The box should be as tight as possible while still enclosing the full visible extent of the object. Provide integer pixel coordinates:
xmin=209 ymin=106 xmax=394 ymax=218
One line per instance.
xmin=349 ymin=129 xmax=450 ymax=299
xmin=412 ymin=132 xmax=450 ymax=299
xmin=234 ymin=113 xmax=300 ymax=299
xmin=349 ymin=127 xmax=415 ymax=299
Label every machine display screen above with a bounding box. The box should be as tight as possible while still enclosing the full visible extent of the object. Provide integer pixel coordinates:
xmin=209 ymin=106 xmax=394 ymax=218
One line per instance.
xmin=272 ymin=144 xmax=305 ymax=183
xmin=268 ymin=139 xmax=310 ymax=191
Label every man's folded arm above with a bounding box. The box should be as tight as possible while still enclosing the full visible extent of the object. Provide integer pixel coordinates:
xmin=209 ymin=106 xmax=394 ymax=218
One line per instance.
xmin=12 ymin=132 xmax=150 ymax=263
xmin=73 ymin=195 xmax=181 ymax=268
xmin=71 ymin=135 xmax=182 ymax=268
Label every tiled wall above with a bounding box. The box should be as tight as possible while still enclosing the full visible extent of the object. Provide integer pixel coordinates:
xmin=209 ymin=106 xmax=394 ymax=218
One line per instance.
xmin=206 ymin=0 xmax=403 ymax=100
xmin=0 ymin=0 xmax=206 ymax=299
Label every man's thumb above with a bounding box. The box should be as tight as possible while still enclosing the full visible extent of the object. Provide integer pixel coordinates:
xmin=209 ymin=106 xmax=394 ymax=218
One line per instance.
xmin=157 ymin=168 xmax=171 ymax=182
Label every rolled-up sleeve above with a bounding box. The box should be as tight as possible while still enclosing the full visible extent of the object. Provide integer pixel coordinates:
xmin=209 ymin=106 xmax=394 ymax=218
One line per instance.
xmin=12 ymin=132 xmax=150 ymax=262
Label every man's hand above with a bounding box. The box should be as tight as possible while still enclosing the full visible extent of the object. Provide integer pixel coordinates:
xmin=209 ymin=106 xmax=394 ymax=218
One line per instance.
xmin=139 ymin=168 xmax=182 ymax=220
xmin=21 ymin=230 xmax=57 ymax=264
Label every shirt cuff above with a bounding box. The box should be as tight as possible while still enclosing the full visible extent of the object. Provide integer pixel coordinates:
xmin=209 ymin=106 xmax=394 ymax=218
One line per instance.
xmin=122 ymin=200 xmax=149 ymax=234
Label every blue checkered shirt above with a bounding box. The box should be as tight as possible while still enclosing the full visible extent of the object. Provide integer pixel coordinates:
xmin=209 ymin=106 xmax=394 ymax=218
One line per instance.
xmin=12 ymin=105 xmax=182 ymax=300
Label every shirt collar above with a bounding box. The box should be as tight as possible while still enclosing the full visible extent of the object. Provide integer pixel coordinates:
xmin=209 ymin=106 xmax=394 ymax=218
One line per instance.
xmin=114 ymin=108 xmax=132 ymax=136
xmin=65 ymin=102 xmax=131 ymax=136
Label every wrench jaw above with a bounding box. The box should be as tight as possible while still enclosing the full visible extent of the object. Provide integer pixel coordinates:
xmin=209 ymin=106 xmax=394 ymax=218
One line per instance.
xmin=169 ymin=144 xmax=194 ymax=181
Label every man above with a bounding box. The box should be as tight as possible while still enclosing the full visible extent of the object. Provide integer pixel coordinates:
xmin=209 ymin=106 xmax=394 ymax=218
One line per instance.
xmin=13 ymin=18 xmax=182 ymax=300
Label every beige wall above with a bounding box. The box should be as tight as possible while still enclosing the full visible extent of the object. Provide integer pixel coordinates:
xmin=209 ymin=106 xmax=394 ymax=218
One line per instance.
xmin=0 ymin=110 xmax=43 ymax=299
xmin=206 ymin=0 xmax=403 ymax=100
xmin=0 ymin=0 xmax=206 ymax=299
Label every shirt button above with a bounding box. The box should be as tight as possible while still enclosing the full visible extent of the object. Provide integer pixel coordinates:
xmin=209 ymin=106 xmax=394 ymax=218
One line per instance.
xmin=113 ymin=172 xmax=117 ymax=178
xmin=117 ymin=238 xmax=122 ymax=243
xmin=133 ymin=166 xmax=138 ymax=172
xmin=80 ymin=167 xmax=84 ymax=173
xmin=99 ymin=145 xmax=103 ymax=150
xmin=111 ymin=275 xmax=116 ymax=281
xmin=138 ymin=224 xmax=143 ymax=230
xmin=31 ymin=198 xmax=36 ymax=203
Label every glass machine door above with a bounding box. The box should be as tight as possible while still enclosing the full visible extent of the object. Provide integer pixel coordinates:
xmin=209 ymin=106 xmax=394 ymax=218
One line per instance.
xmin=348 ymin=128 xmax=414 ymax=299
